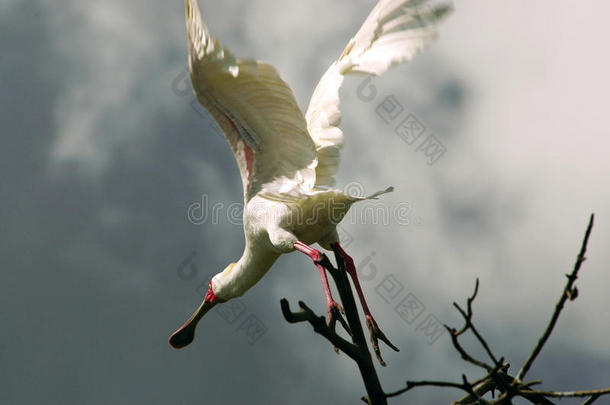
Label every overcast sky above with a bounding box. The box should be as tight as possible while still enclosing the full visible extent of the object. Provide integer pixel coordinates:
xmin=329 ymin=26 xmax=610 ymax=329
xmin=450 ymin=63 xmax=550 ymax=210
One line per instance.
xmin=2 ymin=1 xmax=610 ymax=404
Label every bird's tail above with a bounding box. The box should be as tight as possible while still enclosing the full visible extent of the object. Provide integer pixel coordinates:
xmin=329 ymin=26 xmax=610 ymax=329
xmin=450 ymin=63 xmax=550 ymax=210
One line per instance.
xmin=347 ymin=186 xmax=394 ymax=201
xmin=365 ymin=186 xmax=394 ymax=199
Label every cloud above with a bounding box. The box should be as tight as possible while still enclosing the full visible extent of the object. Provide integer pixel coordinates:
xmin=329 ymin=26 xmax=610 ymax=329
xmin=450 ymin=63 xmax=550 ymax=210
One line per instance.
xmin=46 ymin=1 xmax=185 ymax=174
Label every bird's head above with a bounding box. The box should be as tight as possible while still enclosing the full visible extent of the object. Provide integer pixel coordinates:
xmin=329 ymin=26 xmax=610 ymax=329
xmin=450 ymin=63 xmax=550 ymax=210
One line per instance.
xmin=168 ymin=280 xmax=225 ymax=349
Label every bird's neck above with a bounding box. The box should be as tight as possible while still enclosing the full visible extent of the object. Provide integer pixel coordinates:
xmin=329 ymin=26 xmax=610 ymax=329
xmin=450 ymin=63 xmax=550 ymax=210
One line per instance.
xmin=213 ymin=244 xmax=281 ymax=300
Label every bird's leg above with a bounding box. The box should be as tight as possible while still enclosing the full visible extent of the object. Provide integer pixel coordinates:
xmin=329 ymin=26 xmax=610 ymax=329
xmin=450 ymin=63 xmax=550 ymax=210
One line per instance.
xmin=332 ymin=242 xmax=399 ymax=366
xmin=293 ymin=240 xmax=351 ymax=341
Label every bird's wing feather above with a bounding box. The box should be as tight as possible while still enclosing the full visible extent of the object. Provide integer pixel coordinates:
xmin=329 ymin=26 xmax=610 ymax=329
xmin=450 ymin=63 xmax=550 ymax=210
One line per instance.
xmin=186 ymin=0 xmax=318 ymax=201
xmin=305 ymin=0 xmax=452 ymax=187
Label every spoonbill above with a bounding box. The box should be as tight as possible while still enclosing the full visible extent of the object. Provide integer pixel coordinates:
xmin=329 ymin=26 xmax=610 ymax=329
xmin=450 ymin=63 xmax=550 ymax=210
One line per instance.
xmin=170 ymin=0 xmax=452 ymax=361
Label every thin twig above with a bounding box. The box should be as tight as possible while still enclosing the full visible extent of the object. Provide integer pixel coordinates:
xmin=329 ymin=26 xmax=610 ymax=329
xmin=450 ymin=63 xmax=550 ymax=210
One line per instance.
xmin=520 ymin=387 xmax=610 ymax=398
xmin=453 ymin=363 xmax=508 ymax=405
xmin=581 ymin=394 xmax=600 ymax=405
xmin=386 ymin=378 xmax=481 ymax=400
xmin=516 ymin=214 xmax=595 ymax=381
xmin=446 ymin=324 xmax=493 ymax=372
xmin=494 ymin=371 xmax=556 ymax=405
xmin=453 ymin=280 xmax=499 ymax=366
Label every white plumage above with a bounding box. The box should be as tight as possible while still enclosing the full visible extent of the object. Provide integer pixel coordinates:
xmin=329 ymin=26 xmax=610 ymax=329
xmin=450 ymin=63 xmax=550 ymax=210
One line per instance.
xmin=170 ymin=0 xmax=451 ymax=354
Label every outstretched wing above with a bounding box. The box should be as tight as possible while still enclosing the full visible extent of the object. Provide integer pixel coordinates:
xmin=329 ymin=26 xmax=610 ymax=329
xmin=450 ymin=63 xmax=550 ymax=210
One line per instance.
xmin=186 ymin=0 xmax=318 ymax=201
xmin=305 ymin=0 xmax=453 ymax=187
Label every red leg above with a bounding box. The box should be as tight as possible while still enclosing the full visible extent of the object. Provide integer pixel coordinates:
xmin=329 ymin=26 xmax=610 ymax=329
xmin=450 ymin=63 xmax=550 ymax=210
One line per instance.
xmin=294 ymin=240 xmax=350 ymax=337
xmin=332 ymin=242 xmax=399 ymax=365
xmin=332 ymin=242 xmax=373 ymax=317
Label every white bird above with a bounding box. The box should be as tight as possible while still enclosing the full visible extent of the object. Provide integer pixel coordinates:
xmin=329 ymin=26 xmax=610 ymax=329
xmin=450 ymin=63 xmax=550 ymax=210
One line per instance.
xmin=170 ymin=0 xmax=452 ymax=360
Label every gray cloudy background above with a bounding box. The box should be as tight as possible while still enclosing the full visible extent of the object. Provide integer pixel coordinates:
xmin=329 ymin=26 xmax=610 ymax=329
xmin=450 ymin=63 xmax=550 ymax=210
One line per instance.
xmin=2 ymin=0 xmax=610 ymax=404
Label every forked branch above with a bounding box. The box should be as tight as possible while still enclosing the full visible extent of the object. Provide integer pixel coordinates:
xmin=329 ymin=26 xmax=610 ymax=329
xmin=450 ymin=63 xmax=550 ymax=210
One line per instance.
xmin=281 ymin=214 xmax=609 ymax=405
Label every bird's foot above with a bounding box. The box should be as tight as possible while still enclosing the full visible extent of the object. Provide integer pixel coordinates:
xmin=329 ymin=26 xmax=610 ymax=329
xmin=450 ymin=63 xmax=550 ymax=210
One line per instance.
xmin=365 ymin=315 xmax=399 ymax=366
xmin=327 ymin=300 xmax=352 ymax=352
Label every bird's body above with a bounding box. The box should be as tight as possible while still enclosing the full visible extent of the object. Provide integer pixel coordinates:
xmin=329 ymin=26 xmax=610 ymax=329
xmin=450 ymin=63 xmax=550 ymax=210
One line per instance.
xmin=170 ymin=0 xmax=452 ymax=355
xmin=217 ymin=186 xmax=385 ymax=298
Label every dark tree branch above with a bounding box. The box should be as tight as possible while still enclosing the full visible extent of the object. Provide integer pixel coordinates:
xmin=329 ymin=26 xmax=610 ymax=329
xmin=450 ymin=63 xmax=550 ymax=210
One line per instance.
xmin=281 ymin=252 xmax=387 ymax=405
xmin=281 ymin=214 xmax=607 ymax=405
xmin=280 ymin=299 xmax=361 ymax=361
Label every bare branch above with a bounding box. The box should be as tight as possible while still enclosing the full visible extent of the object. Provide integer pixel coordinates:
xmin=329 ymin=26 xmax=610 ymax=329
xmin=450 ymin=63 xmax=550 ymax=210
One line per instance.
xmin=454 ymin=363 xmax=508 ymax=405
xmin=445 ymin=324 xmax=494 ymax=372
xmin=453 ymin=279 xmax=499 ymax=366
xmin=385 ymin=378 xmax=484 ymax=401
xmin=280 ymin=299 xmax=361 ymax=360
xmin=517 ymin=214 xmax=595 ymax=381
xmin=581 ymin=394 xmax=601 ymax=405
xmin=281 ymin=250 xmax=387 ymax=405
xmin=520 ymin=387 xmax=610 ymax=398
xmin=281 ymin=214 xmax=607 ymax=405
